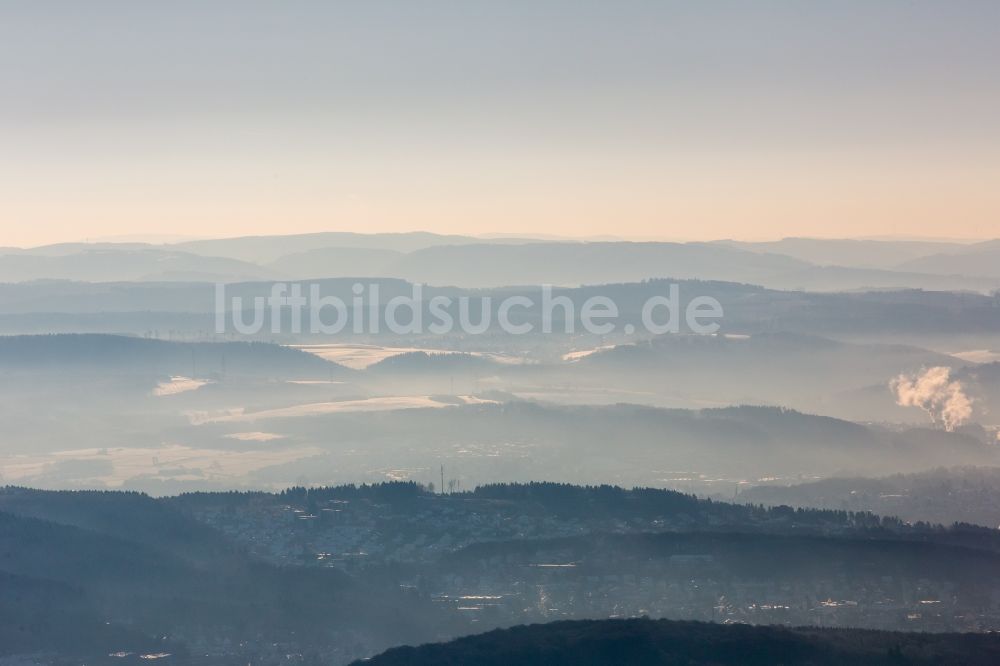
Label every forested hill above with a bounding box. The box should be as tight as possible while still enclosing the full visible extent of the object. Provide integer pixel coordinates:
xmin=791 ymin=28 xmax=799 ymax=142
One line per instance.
xmin=0 ymin=333 xmax=349 ymax=377
xmin=183 ymin=481 xmax=1000 ymax=555
xmin=0 ymin=487 xmax=451 ymax=663
xmin=355 ymin=617 xmax=1000 ymax=666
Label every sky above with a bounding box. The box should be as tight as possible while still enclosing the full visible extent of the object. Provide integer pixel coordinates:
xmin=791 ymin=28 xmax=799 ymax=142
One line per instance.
xmin=1 ymin=1 xmax=998 ymax=247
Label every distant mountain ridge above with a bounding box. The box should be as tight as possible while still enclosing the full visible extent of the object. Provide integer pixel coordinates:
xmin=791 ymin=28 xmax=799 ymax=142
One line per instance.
xmin=2 ymin=233 xmax=999 ymax=291
xmin=896 ymin=240 xmax=1000 ymax=279
xmin=0 ymin=247 xmax=276 ymax=283
xmin=714 ymin=237 xmax=973 ymax=269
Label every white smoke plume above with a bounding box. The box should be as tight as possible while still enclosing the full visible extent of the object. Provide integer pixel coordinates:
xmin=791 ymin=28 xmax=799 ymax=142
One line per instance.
xmin=891 ymin=366 xmax=973 ymax=432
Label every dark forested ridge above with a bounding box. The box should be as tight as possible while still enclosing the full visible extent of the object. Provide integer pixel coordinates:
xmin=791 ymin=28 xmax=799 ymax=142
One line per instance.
xmin=7 ymin=482 xmax=1000 ymax=664
xmin=738 ymin=467 xmax=1000 ymax=529
xmin=355 ymin=617 xmax=1000 ymax=666
xmin=0 ymin=488 xmax=450 ymax=664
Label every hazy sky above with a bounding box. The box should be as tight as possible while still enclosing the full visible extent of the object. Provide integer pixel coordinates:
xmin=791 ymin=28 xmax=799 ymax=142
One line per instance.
xmin=2 ymin=1 xmax=998 ymax=247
